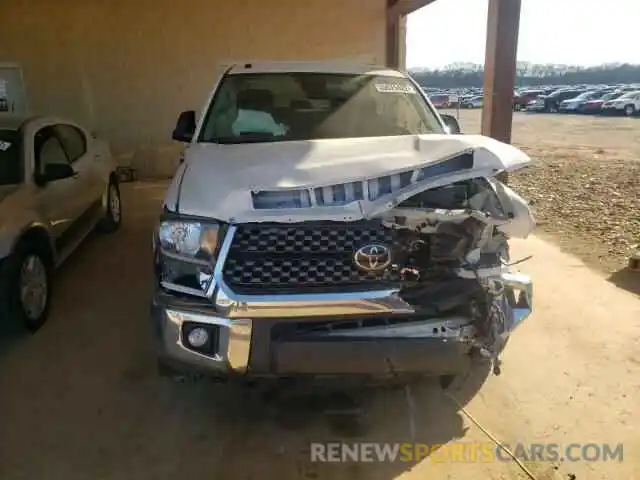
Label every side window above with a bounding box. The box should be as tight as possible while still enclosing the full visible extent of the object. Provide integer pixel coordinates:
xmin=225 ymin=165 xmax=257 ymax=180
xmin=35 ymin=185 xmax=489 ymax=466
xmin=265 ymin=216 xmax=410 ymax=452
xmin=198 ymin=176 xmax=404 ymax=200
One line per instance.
xmin=55 ymin=124 xmax=86 ymax=163
xmin=34 ymin=126 xmax=70 ymax=175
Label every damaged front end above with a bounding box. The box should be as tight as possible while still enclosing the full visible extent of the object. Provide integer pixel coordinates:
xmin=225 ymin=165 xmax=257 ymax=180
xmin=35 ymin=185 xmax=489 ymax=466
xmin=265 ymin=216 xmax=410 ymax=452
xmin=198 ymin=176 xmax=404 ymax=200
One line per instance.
xmin=213 ymin=169 xmax=534 ymax=376
xmin=157 ymin=138 xmax=535 ymax=378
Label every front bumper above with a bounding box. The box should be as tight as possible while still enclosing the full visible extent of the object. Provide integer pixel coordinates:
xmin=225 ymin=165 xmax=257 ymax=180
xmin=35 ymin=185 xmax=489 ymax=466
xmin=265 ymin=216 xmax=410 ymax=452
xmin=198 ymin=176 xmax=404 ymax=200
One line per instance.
xmin=151 ymin=269 xmax=533 ymax=379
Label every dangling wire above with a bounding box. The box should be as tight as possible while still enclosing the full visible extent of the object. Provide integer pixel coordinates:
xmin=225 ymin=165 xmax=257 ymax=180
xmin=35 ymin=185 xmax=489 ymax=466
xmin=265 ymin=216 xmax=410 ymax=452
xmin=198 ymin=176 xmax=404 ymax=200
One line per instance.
xmin=501 ymin=254 xmax=533 ymax=267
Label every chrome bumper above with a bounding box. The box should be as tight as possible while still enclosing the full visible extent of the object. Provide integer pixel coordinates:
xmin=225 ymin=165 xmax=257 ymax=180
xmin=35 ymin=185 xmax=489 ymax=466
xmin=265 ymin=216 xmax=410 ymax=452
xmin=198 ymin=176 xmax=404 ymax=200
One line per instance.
xmin=153 ymin=226 xmax=533 ymax=376
xmin=153 ymin=305 xmax=253 ymax=374
xmin=152 ymin=270 xmax=532 ymax=376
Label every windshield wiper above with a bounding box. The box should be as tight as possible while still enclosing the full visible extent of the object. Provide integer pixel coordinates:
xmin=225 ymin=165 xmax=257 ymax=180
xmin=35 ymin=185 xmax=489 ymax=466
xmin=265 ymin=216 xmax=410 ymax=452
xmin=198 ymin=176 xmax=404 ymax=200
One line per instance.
xmin=206 ymin=132 xmax=282 ymax=144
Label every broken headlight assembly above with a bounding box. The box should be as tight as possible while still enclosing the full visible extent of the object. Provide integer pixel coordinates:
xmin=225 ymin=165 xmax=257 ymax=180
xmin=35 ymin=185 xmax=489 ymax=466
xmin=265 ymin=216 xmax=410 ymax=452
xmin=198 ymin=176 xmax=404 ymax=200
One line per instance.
xmin=154 ymin=215 xmax=224 ymax=297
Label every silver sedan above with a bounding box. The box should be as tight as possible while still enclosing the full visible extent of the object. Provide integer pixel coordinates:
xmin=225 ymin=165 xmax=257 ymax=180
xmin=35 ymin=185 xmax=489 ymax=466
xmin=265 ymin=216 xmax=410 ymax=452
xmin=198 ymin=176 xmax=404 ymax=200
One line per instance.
xmin=0 ymin=114 xmax=121 ymax=331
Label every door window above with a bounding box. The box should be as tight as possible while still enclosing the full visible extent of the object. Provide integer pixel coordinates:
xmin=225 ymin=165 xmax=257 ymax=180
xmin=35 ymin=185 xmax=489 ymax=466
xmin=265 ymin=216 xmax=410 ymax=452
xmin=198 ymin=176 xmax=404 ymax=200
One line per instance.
xmin=55 ymin=124 xmax=86 ymax=163
xmin=34 ymin=127 xmax=70 ymax=175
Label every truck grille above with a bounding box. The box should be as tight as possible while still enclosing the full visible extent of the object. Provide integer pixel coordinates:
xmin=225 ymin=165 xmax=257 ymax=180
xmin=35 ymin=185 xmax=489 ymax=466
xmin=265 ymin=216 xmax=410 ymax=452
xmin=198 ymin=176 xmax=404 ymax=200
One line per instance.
xmin=222 ymin=222 xmax=394 ymax=293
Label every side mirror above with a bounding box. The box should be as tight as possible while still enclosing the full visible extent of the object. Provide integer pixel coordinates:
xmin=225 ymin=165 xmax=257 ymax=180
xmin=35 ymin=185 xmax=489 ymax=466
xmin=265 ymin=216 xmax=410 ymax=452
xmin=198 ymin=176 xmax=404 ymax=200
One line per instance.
xmin=34 ymin=163 xmax=76 ymax=186
xmin=172 ymin=110 xmax=196 ymax=142
xmin=441 ymin=114 xmax=462 ymax=134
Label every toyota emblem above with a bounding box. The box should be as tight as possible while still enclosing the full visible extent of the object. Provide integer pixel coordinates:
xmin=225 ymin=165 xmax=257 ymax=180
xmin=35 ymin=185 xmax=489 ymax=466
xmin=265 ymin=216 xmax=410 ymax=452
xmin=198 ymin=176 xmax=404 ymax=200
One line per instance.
xmin=354 ymin=244 xmax=392 ymax=272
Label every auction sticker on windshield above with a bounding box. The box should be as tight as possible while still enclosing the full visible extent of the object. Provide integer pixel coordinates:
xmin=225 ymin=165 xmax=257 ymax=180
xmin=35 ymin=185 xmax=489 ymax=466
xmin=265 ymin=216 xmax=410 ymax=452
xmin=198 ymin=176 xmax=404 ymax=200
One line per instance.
xmin=375 ymin=83 xmax=417 ymax=94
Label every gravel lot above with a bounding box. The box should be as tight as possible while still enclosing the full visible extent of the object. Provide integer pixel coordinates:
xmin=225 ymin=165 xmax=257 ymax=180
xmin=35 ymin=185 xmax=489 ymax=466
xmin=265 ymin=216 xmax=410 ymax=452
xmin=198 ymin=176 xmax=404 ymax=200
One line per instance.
xmin=451 ymin=110 xmax=640 ymax=281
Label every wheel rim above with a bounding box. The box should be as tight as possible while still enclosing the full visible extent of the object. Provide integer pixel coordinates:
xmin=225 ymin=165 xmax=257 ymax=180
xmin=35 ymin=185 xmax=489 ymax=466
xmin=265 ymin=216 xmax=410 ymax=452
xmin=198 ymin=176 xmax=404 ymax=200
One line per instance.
xmin=20 ymin=255 xmax=48 ymax=320
xmin=626 ymin=106 xmax=633 ymax=116
xmin=109 ymin=185 xmax=121 ymax=223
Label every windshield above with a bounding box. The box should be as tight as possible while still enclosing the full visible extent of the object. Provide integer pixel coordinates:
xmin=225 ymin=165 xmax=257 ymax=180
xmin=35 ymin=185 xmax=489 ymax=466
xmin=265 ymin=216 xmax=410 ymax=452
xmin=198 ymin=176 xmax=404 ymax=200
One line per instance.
xmin=601 ymin=92 xmax=621 ymax=101
xmin=617 ymin=91 xmax=640 ymax=100
xmin=198 ymin=73 xmax=444 ymax=144
xmin=574 ymin=91 xmax=599 ymax=100
xmin=0 ymin=129 xmax=22 ymax=185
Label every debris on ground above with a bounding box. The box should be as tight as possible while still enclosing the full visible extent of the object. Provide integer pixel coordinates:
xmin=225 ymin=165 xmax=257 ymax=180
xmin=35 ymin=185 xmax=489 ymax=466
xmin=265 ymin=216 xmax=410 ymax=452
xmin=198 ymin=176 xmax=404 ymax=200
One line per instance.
xmin=509 ymin=146 xmax=640 ymax=273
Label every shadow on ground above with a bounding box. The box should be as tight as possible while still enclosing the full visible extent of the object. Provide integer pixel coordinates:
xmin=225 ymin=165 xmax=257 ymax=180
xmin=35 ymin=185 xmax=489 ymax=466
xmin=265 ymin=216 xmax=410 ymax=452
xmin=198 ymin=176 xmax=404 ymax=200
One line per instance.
xmin=208 ymin=362 xmax=490 ymax=480
xmin=608 ymin=266 xmax=640 ymax=296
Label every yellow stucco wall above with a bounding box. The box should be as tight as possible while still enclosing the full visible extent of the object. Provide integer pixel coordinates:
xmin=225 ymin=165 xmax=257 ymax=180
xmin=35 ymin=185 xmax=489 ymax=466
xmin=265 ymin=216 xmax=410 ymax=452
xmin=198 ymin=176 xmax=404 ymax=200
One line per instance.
xmin=0 ymin=0 xmax=388 ymax=175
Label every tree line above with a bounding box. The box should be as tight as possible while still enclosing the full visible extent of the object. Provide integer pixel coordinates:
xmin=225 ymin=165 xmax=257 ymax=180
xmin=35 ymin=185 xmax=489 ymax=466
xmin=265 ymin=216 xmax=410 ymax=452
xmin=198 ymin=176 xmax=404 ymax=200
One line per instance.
xmin=409 ymin=62 xmax=640 ymax=88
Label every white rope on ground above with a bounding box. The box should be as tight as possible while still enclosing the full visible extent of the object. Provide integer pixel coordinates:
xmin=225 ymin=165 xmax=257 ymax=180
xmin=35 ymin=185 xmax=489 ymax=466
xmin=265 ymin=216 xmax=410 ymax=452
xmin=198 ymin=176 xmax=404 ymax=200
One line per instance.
xmin=446 ymin=392 xmax=538 ymax=480
xmin=404 ymin=384 xmax=417 ymax=440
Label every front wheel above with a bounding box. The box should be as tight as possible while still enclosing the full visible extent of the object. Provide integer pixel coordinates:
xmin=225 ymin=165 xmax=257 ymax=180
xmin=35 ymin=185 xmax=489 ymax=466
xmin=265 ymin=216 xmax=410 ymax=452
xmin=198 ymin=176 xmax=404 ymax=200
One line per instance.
xmin=0 ymin=243 xmax=53 ymax=333
xmin=97 ymin=179 xmax=122 ymax=234
xmin=624 ymin=104 xmax=636 ymax=117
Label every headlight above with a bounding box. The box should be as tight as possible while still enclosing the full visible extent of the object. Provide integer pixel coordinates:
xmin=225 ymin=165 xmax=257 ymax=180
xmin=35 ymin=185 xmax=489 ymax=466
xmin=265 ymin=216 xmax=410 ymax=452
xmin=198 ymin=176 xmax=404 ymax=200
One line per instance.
xmin=158 ymin=221 xmax=220 ymax=260
xmin=155 ymin=220 xmax=223 ymax=296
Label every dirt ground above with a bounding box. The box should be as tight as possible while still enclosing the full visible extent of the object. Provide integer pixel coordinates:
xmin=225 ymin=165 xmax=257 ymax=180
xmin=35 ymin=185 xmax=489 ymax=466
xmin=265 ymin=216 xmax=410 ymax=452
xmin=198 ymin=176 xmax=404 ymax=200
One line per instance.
xmin=449 ymin=110 xmax=639 ymax=293
xmin=0 ymin=183 xmax=638 ymax=480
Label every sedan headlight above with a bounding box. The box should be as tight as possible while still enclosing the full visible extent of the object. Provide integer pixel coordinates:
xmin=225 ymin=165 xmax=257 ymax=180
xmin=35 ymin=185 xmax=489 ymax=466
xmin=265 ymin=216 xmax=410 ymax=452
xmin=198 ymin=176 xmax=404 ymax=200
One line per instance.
xmin=155 ymin=219 xmax=223 ymax=296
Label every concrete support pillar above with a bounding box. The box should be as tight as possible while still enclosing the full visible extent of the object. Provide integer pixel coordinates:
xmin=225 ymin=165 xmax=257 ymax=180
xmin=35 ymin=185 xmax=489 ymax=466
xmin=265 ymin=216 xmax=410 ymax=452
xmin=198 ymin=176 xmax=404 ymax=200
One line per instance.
xmin=481 ymin=0 xmax=522 ymax=144
xmin=386 ymin=13 xmax=401 ymax=68
xmin=387 ymin=0 xmax=435 ymax=69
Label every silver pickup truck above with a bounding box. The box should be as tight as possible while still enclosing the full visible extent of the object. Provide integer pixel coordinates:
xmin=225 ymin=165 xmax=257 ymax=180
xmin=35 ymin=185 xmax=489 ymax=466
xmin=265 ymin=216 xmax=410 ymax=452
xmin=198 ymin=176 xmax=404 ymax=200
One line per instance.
xmin=0 ymin=114 xmax=121 ymax=332
xmin=152 ymin=61 xmax=534 ymax=392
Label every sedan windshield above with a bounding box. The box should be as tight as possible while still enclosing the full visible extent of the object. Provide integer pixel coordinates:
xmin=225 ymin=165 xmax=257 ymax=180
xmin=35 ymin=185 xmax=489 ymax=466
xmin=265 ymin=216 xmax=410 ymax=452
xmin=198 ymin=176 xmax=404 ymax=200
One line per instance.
xmin=0 ymin=129 xmax=22 ymax=185
xmin=574 ymin=91 xmax=601 ymax=100
xmin=198 ymin=72 xmax=444 ymax=144
xmin=617 ymin=91 xmax=640 ymax=100
xmin=601 ymin=92 xmax=622 ymax=101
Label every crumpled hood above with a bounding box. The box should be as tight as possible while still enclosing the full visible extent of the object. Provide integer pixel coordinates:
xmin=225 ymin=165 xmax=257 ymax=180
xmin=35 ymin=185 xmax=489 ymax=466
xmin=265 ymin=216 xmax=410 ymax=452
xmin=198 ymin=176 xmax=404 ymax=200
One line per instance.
xmin=174 ymin=134 xmax=531 ymax=223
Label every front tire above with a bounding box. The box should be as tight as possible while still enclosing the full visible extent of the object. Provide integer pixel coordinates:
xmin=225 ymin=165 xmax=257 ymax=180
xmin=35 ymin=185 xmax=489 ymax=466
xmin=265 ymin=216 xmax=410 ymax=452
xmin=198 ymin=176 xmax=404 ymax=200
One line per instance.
xmin=97 ymin=179 xmax=122 ymax=234
xmin=624 ymin=104 xmax=636 ymax=117
xmin=0 ymin=242 xmax=53 ymax=333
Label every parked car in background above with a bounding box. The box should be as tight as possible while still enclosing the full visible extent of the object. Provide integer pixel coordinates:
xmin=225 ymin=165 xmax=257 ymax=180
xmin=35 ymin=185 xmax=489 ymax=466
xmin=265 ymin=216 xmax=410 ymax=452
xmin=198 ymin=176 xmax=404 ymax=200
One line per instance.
xmin=578 ymin=91 xmax=625 ymax=114
xmin=601 ymin=90 xmax=640 ymax=116
xmin=460 ymin=95 xmax=483 ymax=108
xmin=558 ymin=90 xmax=611 ymax=113
xmin=429 ymin=94 xmax=451 ymax=109
xmin=513 ymin=89 xmax=545 ymax=111
xmin=528 ymin=88 xmax=587 ymax=112
xmin=0 ymin=114 xmax=122 ymax=332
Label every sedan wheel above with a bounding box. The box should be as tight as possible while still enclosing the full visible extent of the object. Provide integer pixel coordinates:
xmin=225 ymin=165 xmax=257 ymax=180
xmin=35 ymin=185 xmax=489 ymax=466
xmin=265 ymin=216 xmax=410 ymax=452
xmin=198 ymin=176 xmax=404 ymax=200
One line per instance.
xmin=20 ymin=255 xmax=48 ymax=321
xmin=109 ymin=184 xmax=121 ymax=224
xmin=625 ymin=105 xmax=636 ymax=117
xmin=97 ymin=180 xmax=122 ymax=233
xmin=0 ymin=242 xmax=52 ymax=333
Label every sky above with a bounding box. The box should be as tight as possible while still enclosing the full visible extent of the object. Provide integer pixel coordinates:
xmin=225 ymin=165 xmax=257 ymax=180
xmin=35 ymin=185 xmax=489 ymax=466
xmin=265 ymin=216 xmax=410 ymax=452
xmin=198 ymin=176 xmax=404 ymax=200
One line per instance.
xmin=406 ymin=0 xmax=640 ymax=69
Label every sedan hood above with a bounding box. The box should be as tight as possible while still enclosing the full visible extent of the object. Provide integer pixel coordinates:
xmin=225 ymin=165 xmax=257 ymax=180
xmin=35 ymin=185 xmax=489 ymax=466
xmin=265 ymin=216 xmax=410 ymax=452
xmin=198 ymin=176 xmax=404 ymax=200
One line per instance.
xmin=174 ymin=134 xmax=531 ymax=223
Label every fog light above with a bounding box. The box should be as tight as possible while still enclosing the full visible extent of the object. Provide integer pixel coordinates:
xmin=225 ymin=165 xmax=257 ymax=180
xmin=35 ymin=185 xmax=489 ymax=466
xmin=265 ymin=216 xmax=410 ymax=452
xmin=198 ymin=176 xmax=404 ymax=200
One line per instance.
xmin=187 ymin=327 xmax=210 ymax=348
